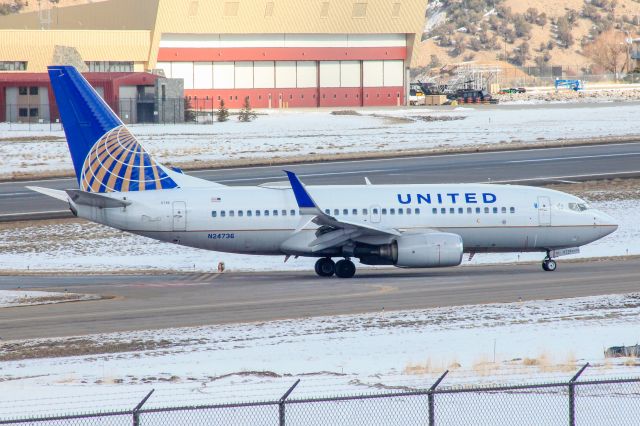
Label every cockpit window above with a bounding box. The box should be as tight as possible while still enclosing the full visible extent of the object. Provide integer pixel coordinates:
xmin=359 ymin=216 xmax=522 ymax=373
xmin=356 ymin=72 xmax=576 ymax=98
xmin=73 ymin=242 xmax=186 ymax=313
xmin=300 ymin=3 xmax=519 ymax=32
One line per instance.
xmin=568 ymin=202 xmax=588 ymax=212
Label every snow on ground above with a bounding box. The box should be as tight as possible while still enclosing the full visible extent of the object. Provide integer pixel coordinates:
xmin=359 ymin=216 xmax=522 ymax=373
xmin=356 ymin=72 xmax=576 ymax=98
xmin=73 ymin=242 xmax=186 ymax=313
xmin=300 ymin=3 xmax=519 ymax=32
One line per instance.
xmin=0 ymin=289 xmax=98 ymax=308
xmin=0 ymin=200 xmax=637 ymax=273
xmin=1 ymin=293 xmax=640 ymax=419
xmin=1 ymin=103 xmax=640 ymax=179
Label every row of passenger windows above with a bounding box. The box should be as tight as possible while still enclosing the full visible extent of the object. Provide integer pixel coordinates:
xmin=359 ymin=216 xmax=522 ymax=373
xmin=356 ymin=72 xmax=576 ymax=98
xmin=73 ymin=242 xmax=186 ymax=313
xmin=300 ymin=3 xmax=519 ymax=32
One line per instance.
xmin=213 ymin=209 xmax=299 ymax=218
xmin=327 ymin=207 xmax=516 ymax=216
xmin=211 ymin=206 xmax=517 ymax=218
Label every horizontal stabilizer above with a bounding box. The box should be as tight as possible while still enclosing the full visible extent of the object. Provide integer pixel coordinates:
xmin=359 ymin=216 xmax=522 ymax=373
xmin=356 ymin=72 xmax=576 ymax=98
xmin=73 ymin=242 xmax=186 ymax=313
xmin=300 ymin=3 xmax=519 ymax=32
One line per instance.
xmin=26 ymin=186 xmax=68 ymax=202
xmin=66 ymin=190 xmax=131 ymax=208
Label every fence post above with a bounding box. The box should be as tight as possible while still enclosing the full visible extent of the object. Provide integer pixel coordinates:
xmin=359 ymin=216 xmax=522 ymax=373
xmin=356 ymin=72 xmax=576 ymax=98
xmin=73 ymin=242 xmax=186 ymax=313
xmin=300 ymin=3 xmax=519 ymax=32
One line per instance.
xmin=428 ymin=370 xmax=449 ymax=426
xmin=568 ymin=363 xmax=589 ymax=426
xmin=132 ymin=389 xmax=155 ymax=426
xmin=279 ymin=379 xmax=300 ymax=426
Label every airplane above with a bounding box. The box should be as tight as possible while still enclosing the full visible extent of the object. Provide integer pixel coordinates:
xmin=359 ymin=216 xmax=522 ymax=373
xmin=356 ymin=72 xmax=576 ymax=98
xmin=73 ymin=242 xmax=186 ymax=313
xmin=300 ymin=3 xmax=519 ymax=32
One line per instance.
xmin=29 ymin=66 xmax=618 ymax=278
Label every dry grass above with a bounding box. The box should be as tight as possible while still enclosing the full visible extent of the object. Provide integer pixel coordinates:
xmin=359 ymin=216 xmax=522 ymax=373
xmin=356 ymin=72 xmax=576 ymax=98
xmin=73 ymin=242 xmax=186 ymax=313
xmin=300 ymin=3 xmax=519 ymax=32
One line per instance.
xmin=544 ymin=178 xmax=640 ymax=202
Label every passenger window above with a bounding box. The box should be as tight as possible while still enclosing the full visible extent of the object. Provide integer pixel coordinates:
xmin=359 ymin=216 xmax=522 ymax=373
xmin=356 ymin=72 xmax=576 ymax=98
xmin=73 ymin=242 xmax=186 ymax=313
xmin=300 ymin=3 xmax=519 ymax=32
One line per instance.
xmin=484 ymin=207 xmax=489 ymax=214
xmin=373 ymin=208 xmax=378 ymax=214
xmin=212 ymin=211 xmax=217 ymax=218
xmin=273 ymin=210 xmax=278 ymax=216
xmin=238 ymin=210 xmax=244 ymax=217
xmin=476 ymin=207 xmax=481 ymax=214
xmin=247 ymin=210 xmax=253 ymax=217
xmin=493 ymin=207 xmax=498 ymax=214
xmin=230 ymin=210 xmax=235 ymax=217
xmin=290 ymin=209 xmax=296 ymax=216
xmin=398 ymin=208 xmax=403 ymax=215
xmin=325 ymin=209 xmax=330 ymax=214
xmin=282 ymin=210 xmax=287 ymax=216
xmin=441 ymin=208 xmax=446 ymax=214
xmin=334 ymin=209 xmax=339 ymax=215
xmin=458 ymin=208 xmax=464 ymax=214
xmin=406 ymin=208 xmax=411 ymax=215
xmin=264 ymin=210 xmax=270 ymax=216
xmin=510 ymin=207 xmax=516 ymax=213
xmin=382 ymin=208 xmax=387 ymax=215
xmin=467 ymin=207 xmax=472 ymax=214
xmin=363 ymin=209 xmax=368 ymax=215
xmin=390 ymin=208 xmax=395 ymax=215
xmin=433 ymin=208 xmax=438 ymax=214
xmin=352 ymin=209 xmax=358 ymax=215
xmin=343 ymin=209 xmax=348 ymax=215
xmin=501 ymin=207 xmax=507 ymax=214
xmin=450 ymin=208 xmax=455 ymax=214
xmin=415 ymin=208 xmax=420 ymax=214
xmin=256 ymin=210 xmax=261 ymax=217
xmin=221 ymin=211 xmax=226 ymax=217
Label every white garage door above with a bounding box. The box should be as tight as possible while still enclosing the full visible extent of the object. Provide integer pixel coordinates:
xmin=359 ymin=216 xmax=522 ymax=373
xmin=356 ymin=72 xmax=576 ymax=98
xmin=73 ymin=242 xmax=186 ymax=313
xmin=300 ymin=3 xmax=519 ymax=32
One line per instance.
xmin=296 ymin=61 xmax=316 ymax=88
xmin=383 ymin=60 xmax=404 ymax=87
xmin=213 ymin=62 xmax=235 ymax=89
xmin=340 ymin=61 xmax=360 ymax=87
xmin=254 ymin=61 xmax=275 ymax=88
xmin=320 ymin=61 xmax=340 ymax=87
xmin=235 ymin=61 xmax=254 ymax=88
xmin=172 ymin=62 xmax=194 ymax=89
xmin=193 ymin=62 xmax=213 ymax=89
xmin=363 ymin=60 xmax=383 ymax=87
xmin=275 ymin=61 xmax=296 ymax=88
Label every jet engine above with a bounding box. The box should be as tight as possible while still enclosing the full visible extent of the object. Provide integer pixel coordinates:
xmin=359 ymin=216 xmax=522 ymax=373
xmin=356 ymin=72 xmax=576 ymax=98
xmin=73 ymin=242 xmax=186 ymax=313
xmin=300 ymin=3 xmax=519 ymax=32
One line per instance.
xmin=356 ymin=232 xmax=464 ymax=268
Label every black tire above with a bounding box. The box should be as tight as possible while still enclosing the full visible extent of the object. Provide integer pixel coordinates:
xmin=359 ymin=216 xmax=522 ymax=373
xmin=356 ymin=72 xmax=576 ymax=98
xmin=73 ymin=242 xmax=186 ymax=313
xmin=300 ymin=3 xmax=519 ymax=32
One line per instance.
xmin=315 ymin=258 xmax=335 ymax=277
xmin=335 ymin=259 xmax=356 ymax=278
xmin=542 ymin=261 xmax=549 ymax=271
xmin=546 ymin=260 xmax=557 ymax=271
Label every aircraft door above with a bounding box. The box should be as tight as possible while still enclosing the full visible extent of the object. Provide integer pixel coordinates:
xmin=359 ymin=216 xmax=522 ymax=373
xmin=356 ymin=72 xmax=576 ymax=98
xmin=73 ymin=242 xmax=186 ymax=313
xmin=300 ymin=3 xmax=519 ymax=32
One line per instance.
xmin=370 ymin=205 xmax=381 ymax=223
xmin=173 ymin=201 xmax=187 ymax=231
xmin=537 ymin=196 xmax=551 ymax=226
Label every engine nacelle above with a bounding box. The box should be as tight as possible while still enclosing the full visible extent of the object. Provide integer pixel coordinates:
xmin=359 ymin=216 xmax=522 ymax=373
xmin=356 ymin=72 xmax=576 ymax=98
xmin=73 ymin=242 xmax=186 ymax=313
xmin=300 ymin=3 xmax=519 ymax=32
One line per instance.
xmin=394 ymin=232 xmax=463 ymax=268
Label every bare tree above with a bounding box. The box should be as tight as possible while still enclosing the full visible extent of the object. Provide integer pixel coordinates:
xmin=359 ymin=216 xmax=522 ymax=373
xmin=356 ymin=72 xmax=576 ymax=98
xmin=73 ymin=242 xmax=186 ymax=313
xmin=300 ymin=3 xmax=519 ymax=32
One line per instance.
xmin=584 ymin=30 xmax=629 ymax=80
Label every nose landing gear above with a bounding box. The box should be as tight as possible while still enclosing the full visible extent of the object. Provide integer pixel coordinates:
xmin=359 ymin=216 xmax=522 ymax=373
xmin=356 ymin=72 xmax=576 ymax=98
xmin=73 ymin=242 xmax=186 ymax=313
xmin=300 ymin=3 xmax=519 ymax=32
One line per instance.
xmin=314 ymin=257 xmax=356 ymax=278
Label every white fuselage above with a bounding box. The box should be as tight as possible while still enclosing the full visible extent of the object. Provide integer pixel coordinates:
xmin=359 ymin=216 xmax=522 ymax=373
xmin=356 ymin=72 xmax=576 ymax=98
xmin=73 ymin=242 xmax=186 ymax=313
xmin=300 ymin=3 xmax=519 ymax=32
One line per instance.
xmin=76 ymin=183 xmax=617 ymax=259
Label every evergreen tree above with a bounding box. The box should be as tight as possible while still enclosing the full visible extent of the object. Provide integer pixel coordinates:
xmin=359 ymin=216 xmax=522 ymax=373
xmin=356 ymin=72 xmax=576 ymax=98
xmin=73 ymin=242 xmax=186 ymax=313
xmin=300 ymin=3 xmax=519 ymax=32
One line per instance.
xmin=217 ymin=99 xmax=229 ymax=122
xmin=237 ymin=97 xmax=257 ymax=122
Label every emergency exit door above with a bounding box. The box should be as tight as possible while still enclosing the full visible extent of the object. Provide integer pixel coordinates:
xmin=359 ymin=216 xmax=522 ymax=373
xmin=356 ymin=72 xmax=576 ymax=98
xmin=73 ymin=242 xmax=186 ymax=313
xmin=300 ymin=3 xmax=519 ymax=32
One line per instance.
xmin=173 ymin=201 xmax=187 ymax=231
xmin=537 ymin=196 xmax=551 ymax=226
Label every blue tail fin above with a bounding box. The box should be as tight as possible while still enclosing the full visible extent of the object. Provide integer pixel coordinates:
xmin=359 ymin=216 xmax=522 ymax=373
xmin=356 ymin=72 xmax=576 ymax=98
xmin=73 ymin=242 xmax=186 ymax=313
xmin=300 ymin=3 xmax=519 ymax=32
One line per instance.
xmin=48 ymin=66 xmax=178 ymax=193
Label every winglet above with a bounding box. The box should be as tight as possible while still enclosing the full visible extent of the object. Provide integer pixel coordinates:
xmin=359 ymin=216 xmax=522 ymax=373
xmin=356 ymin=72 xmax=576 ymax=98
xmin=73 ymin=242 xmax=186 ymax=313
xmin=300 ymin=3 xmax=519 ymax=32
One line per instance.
xmin=284 ymin=171 xmax=317 ymax=210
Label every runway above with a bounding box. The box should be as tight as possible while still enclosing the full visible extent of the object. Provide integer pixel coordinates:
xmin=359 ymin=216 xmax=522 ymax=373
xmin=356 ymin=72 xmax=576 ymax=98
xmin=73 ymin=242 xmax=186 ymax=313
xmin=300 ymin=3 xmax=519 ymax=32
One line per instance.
xmin=1 ymin=258 xmax=638 ymax=340
xmin=2 ymin=141 xmax=640 ymax=221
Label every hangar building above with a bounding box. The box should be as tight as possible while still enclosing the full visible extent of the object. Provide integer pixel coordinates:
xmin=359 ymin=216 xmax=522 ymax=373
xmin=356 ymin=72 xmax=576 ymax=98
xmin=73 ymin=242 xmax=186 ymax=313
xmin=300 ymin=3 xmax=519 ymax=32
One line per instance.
xmin=0 ymin=0 xmax=426 ymax=121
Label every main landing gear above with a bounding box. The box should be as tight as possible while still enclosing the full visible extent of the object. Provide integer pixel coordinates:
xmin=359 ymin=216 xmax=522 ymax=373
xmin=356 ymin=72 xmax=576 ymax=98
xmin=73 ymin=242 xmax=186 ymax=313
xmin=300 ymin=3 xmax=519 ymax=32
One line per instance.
xmin=314 ymin=257 xmax=356 ymax=278
xmin=542 ymin=251 xmax=557 ymax=272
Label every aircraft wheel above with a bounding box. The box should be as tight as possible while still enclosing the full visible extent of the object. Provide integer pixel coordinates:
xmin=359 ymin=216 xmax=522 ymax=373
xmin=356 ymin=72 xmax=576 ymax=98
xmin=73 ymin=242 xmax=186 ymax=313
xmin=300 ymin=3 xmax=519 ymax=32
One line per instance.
xmin=335 ymin=259 xmax=356 ymax=279
xmin=315 ymin=258 xmax=335 ymax=277
xmin=542 ymin=259 xmax=557 ymax=272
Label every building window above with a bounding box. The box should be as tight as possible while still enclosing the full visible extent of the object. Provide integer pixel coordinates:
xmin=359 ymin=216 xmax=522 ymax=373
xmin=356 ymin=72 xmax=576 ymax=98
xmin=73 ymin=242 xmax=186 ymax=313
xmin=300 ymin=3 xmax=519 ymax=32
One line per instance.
xmin=29 ymin=87 xmax=38 ymax=95
xmin=320 ymin=1 xmax=330 ymax=17
xmin=352 ymin=2 xmax=367 ymax=18
xmin=86 ymin=61 xmax=133 ymax=72
xmin=0 ymin=61 xmax=27 ymax=71
xmin=18 ymin=87 xmax=27 ymax=95
xmin=18 ymin=108 xmax=28 ymax=117
xmin=29 ymin=108 xmax=38 ymax=117
xmin=264 ymin=1 xmax=274 ymax=17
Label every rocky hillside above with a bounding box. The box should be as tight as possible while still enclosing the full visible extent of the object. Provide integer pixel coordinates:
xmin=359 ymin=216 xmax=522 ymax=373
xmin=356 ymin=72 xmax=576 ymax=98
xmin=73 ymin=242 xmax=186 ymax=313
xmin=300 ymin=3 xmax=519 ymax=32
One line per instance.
xmin=414 ymin=0 xmax=640 ymax=71
xmin=0 ymin=0 xmax=107 ymax=15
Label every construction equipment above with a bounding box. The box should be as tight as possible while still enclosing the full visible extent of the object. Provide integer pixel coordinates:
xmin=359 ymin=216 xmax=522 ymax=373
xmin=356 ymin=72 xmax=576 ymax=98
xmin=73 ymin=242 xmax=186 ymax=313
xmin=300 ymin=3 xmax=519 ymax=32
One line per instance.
xmin=555 ymin=79 xmax=584 ymax=91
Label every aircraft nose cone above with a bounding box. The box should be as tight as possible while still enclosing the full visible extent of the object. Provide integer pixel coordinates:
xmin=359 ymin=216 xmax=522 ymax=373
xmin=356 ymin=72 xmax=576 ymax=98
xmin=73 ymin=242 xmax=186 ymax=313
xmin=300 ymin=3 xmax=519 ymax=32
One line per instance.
xmin=593 ymin=210 xmax=618 ymax=236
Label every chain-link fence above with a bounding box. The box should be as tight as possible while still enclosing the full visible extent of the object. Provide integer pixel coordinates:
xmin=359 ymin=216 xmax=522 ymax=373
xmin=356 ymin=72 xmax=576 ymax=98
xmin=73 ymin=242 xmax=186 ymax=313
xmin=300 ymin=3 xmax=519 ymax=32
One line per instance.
xmin=2 ymin=367 xmax=640 ymax=425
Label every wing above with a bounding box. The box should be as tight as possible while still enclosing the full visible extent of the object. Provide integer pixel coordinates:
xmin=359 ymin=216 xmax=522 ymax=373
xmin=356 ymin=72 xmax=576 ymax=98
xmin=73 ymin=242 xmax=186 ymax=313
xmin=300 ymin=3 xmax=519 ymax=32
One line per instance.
xmin=284 ymin=171 xmax=400 ymax=252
